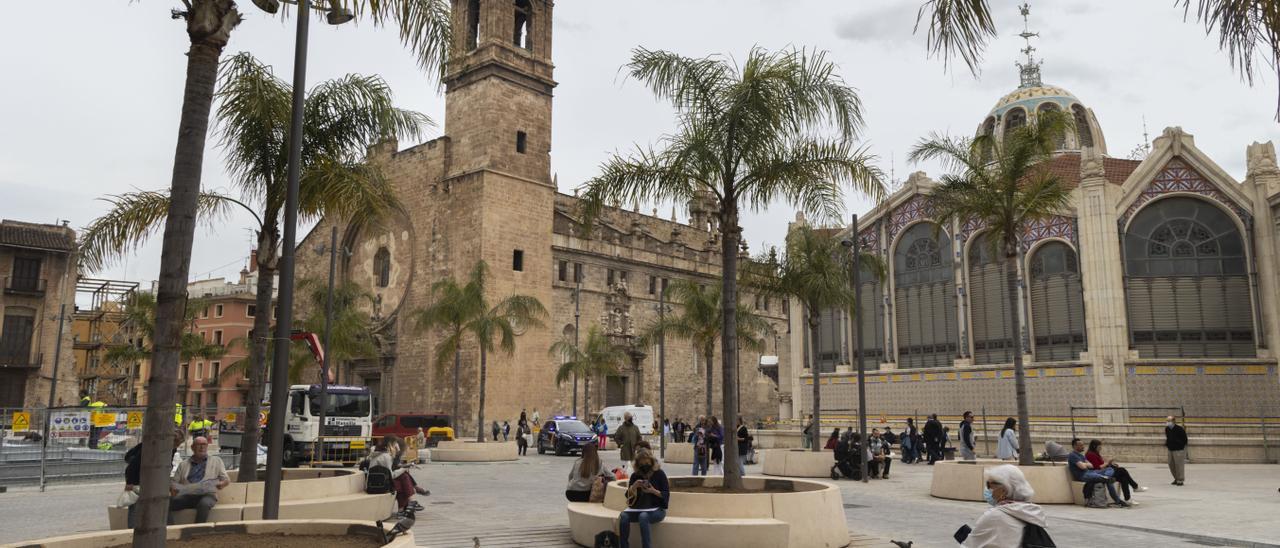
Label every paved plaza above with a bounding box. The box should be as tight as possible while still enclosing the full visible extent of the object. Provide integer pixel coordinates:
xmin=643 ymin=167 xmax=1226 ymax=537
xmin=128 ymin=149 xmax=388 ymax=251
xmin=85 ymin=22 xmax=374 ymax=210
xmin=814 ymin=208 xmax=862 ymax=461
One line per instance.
xmin=1 ymin=450 xmax=1277 ymax=547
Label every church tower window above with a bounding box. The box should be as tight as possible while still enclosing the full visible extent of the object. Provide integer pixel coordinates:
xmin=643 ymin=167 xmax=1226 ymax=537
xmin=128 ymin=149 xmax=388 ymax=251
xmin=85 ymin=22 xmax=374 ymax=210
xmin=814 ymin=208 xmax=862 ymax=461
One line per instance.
xmin=373 ymin=247 xmax=390 ymax=288
xmin=467 ymin=0 xmax=481 ymax=51
xmin=516 ymin=131 xmax=527 ymax=153
xmin=514 ymin=0 xmax=532 ymax=51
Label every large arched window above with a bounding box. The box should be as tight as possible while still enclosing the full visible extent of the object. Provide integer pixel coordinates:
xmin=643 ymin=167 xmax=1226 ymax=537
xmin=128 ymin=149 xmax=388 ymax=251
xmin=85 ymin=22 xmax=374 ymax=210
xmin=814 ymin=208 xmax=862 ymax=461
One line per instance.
xmin=1124 ymin=197 xmax=1254 ymax=358
xmin=894 ymin=223 xmax=958 ymax=368
xmin=1003 ymin=107 xmax=1027 ymax=148
xmin=814 ymin=306 xmax=846 ymax=373
xmin=856 ymin=262 xmax=886 ymax=363
xmin=373 ymin=247 xmax=391 ymax=288
xmin=1072 ymin=104 xmax=1094 ymax=148
xmin=980 ymin=116 xmax=996 ymax=162
xmin=1038 ymin=102 xmax=1067 ymax=149
xmin=1029 ymin=242 xmax=1086 ymax=361
xmin=513 ymin=0 xmax=532 ymax=50
xmin=967 ymin=234 xmax=1014 ymax=365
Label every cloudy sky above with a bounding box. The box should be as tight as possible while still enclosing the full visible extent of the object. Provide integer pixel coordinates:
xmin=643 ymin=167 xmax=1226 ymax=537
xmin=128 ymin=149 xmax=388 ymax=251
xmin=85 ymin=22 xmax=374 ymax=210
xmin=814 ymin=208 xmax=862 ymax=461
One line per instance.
xmin=2 ymin=0 xmax=1277 ymax=288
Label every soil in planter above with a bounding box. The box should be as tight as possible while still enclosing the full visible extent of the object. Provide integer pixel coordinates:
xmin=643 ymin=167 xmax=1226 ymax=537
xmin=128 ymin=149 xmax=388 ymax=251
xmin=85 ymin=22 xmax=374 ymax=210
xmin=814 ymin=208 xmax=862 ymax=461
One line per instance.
xmin=109 ymin=534 xmax=383 ymax=548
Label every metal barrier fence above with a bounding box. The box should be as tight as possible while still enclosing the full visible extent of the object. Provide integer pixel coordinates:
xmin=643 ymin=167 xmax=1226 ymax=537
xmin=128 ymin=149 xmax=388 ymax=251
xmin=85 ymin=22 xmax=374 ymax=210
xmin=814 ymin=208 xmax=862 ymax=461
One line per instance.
xmin=1 ymin=406 xmax=243 ymax=489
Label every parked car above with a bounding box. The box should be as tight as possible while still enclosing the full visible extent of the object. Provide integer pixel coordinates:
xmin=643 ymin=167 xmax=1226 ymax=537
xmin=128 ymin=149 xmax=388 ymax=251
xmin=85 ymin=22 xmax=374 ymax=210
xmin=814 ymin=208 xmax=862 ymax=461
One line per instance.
xmin=373 ymin=413 xmax=453 ymax=447
xmin=537 ymin=417 xmax=595 ymax=456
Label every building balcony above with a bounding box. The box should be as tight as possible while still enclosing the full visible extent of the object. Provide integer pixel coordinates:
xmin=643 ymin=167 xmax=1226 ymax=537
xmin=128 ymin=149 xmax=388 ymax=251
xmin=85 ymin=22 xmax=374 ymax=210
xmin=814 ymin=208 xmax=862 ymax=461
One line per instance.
xmin=0 ymin=352 xmax=42 ymax=369
xmin=4 ymin=276 xmax=46 ymax=297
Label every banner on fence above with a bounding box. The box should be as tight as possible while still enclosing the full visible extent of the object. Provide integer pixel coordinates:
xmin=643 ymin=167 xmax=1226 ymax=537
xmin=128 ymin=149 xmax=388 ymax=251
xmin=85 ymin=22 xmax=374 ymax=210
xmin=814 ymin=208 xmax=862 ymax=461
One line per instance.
xmin=127 ymin=412 xmax=143 ymax=430
xmin=51 ymin=411 xmax=90 ymax=439
xmin=93 ymin=411 xmax=118 ymax=428
xmin=12 ymin=411 xmax=30 ymax=431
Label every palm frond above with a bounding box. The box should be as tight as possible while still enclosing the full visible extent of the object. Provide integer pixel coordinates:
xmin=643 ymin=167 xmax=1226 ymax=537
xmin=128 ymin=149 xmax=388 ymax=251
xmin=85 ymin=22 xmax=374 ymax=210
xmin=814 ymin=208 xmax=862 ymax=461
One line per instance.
xmin=79 ymin=191 xmax=238 ymax=273
xmin=915 ymin=0 xmax=997 ymax=76
xmin=1179 ymin=0 xmax=1280 ymax=120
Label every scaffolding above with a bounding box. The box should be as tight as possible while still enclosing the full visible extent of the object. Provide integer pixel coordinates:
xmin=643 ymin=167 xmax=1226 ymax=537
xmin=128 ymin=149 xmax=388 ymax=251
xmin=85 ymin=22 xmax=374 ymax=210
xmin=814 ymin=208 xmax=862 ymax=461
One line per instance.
xmin=73 ymin=278 xmax=139 ymax=404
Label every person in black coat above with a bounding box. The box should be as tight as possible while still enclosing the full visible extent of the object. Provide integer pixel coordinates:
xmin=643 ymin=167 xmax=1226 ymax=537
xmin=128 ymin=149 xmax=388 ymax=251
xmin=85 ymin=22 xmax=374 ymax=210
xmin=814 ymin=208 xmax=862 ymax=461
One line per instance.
xmin=618 ymin=451 xmax=669 ymax=548
xmin=1165 ymin=416 xmax=1188 ymax=486
xmin=923 ymin=414 xmax=944 ymax=465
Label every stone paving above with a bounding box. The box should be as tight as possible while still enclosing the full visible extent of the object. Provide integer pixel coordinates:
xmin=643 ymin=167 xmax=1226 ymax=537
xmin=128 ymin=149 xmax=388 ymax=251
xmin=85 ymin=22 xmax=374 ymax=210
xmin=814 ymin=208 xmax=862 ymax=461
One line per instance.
xmin=1 ymin=450 xmax=1278 ymax=547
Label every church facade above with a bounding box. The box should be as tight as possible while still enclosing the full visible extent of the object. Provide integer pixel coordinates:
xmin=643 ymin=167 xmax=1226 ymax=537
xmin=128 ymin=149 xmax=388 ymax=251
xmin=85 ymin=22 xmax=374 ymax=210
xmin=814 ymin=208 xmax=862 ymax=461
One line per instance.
xmin=788 ymin=68 xmax=1280 ymax=424
xmin=295 ymin=0 xmax=789 ymax=433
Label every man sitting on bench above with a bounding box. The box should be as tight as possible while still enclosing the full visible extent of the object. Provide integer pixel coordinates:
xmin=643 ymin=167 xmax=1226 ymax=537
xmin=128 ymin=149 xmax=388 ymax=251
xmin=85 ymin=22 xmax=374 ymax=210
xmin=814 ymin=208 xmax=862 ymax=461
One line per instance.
xmin=1067 ymin=438 xmax=1128 ymax=508
xmin=169 ymin=436 xmax=230 ymax=523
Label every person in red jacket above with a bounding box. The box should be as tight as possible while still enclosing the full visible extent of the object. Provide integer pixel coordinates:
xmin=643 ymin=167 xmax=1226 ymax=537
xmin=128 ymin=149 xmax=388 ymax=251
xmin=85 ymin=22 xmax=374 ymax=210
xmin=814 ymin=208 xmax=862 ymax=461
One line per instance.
xmin=1086 ymin=439 xmax=1146 ymax=502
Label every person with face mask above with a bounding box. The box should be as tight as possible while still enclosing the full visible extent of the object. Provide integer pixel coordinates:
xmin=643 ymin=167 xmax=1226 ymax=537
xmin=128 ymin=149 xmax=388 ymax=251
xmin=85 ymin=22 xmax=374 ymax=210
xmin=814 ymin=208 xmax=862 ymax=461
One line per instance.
xmin=957 ymin=464 xmax=1053 ymax=548
xmin=1165 ymin=416 xmax=1187 ymax=486
xmin=618 ymin=450 xmax=669 ymax=548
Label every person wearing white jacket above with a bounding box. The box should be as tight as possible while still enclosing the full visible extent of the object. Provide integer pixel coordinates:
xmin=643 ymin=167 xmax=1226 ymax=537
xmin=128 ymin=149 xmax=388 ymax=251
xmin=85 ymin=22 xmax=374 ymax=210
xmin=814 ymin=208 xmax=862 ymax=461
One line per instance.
xmin=995 ymin=418 xmax=1020 ymax=461
xmin=168 ymin=436 xmax=229 ymax=524
xmin=960 ymin=464 xmax=1052 ymax=547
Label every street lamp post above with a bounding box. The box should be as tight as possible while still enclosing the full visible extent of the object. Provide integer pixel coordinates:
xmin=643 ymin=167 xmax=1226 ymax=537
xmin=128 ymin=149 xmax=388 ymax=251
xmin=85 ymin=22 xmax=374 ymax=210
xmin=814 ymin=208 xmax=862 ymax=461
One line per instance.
xmin=259 ymin=0 xmax=351 ymax=520
xmin=658 ymin=288 xmax=666 ymax=460
xmin=842 ymin=214 xmax=868 ymax=483
xmin=573 ymin=279 xmax=580 ymax=417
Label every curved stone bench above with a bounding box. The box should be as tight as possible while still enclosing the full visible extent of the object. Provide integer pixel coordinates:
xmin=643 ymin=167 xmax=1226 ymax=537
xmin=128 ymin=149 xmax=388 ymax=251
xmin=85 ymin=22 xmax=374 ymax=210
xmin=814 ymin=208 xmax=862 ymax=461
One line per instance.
xmin=106 ymin=469 xmax=396 ymax=529
xmin=929 ymin=459 xmax=1074 ymax=504
xmin=761 ymin=448 xmax=836 ymax=478
xmin=664 ymin=442 xmax=694 ymax=464
xmin=11 ymin=519 xmax=414 ymax=547
xmin=430 ymin=440 xmax=518 ymax=462
xmin=567 ymin=475 xmax=849 ymax=548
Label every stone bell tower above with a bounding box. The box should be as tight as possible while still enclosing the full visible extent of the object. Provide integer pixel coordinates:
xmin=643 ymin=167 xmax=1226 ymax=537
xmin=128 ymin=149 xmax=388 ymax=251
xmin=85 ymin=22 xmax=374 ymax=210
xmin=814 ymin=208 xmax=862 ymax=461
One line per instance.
xmin=435 ymin=0 xmax=558 ymax=430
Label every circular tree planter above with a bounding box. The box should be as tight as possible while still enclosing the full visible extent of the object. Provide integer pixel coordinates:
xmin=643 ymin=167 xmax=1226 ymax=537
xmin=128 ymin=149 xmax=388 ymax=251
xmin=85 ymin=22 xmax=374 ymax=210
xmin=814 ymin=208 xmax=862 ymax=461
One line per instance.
xmin=761 ymin=449 xmax=835 ymax=478
xmin=930 ymin=459 xmax=1075 ymax=504
xmin=5 ymin=519 xmax=413 ymax=548
xmin=430 ymin=440 xmax=518 ymax=462
xmin=567 ymin=475 xmax=849 ymax=547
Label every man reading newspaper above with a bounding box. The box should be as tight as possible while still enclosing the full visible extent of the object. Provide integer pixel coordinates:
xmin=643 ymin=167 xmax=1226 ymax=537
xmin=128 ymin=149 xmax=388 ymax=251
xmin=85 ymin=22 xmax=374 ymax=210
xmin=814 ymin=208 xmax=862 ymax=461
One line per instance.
xmin=169 ymin=436 xmax=230 ymax=524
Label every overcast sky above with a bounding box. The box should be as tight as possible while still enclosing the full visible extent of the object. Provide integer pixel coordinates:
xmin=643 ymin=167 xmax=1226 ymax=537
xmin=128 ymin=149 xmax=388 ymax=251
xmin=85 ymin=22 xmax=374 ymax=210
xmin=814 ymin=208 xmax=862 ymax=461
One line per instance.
xmin=2 ymin=0 xmax=1277 ymax=288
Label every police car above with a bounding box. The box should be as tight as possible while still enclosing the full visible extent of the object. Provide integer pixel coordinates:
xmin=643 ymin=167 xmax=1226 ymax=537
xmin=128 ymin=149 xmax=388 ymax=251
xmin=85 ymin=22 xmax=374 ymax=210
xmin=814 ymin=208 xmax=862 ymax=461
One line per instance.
xmin=536 ymin=416 xmax=596 ymax=456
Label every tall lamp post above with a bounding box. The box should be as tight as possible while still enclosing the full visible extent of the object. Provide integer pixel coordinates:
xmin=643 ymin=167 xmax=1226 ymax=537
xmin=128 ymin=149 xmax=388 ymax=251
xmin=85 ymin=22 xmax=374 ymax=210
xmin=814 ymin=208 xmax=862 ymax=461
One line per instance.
xmin=256 ymin=0 xmax=352 ymax=520
xmin=657 ymin=286 xmax=667 ymax=459
xmin=573 ymin=279 xmax=580 ymax=417
xmin=841 ymin=214 xmax=868 ymax=483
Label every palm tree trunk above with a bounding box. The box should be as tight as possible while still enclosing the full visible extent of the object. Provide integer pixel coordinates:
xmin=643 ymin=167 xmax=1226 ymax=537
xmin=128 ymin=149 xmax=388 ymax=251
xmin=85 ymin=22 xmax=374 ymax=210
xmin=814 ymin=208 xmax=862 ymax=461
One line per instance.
xmin=238 ymin=225 xmax=277 ymax=481
xmin=135 ymin=3 xmax=239 ymax=543
xmin=453 ymin=347 xmax=460 ymax=439
xmin=477 ymin=346 xmax=487 ymax=443
xmin=1005 ymin=243 xmax=1033 ymax=465
xmin=703 ymin=345 xmax=714 ymax=417
xmin=720 ymin=211 xmax=742 ymax=489
xmin=809 ymin=315 xmax=822 ymax=453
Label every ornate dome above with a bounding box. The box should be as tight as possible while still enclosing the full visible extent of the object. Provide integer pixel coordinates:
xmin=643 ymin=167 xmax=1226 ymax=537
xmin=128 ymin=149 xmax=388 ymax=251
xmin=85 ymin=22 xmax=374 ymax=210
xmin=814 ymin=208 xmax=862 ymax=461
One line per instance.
xmin=976 ymin=82 xmax=1107 ymax=155
xmin=989 ymin=85 xmax=1079 ymax=118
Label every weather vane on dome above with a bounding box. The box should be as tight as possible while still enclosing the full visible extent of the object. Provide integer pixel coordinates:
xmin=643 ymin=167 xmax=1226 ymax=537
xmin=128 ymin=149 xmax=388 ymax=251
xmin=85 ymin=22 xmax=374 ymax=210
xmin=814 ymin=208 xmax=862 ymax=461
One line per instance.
xmin=1016 ymin=2 xmax=1043 ymax=88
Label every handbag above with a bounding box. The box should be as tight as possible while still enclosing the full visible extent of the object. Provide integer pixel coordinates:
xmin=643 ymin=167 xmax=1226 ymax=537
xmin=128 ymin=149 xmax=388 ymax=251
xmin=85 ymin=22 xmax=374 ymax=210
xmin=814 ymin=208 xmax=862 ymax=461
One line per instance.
xmin=116 ymin=489 xmax=139 ymax=508
xmin=589 ymin=475 xmax=607 ymax=503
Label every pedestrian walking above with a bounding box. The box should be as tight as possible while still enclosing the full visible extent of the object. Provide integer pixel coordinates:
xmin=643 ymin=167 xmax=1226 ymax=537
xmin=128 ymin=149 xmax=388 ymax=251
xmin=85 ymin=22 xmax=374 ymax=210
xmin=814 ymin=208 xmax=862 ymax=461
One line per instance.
xmin=902 ymin=418 xmax=920 ymax=464
xmin=959 ymin=411 xmax=977 ymax=460
xmin=516 ymin=422 xmax=529 ymax=456
xmin=1166 ymin=415 xmax=1187 ymax=486
xmin=502 ymin=420 xmax=510 ymax=441
xmin=924 ymin=414 xmax=944 ymax=464
xmin=708 ymin=416 xmax=724 ymax=475
xmin=613 ymin=412 xmax=643 ymax=471
xmin=491 ymin=421 xmax=500 ymax=441
xmin=736 ymin=417 xmax=751 ymax=477
xmin=690 ymin=417 xmax=709 ymax=476
xmin=996 ymin=418 xmax=1020 ymax=461
xmin=802 ymin=414 xmax=815 ymax=449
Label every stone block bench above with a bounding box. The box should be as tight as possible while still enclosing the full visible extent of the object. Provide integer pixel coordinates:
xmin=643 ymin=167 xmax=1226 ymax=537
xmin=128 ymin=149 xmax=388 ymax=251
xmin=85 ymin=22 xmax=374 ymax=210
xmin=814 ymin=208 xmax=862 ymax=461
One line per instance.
xmin=107 ymin=468 xmax=395 ymax=529
xmin=430 ymin=440 xmax=518 ymax=462
xmin=761 ymin=448 xmax=836 ymax=478
xmin=929 ymin=459 xmax=1075 ymax=504
xmin=567 ymin=475 xmax=850 ymax=547
xmin=15 ymin=519 xmax=415 ymax=547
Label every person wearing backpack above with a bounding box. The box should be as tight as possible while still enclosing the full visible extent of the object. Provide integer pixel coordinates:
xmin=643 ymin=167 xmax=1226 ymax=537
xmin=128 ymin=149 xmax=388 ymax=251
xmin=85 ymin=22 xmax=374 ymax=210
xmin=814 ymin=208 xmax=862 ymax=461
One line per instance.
xmin=958 ymin=464 xmax=1055 ymax=548
xmin=365 ymin=435 xmax=418 ymax=512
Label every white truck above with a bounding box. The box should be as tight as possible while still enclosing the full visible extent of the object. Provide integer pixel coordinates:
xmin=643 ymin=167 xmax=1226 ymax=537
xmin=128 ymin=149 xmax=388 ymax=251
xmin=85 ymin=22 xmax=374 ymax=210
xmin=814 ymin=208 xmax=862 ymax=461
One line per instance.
xmin=282 ymin=384 xmax=374 ymax=466
xmin=600 ymin=405 xmax=655 ymax=436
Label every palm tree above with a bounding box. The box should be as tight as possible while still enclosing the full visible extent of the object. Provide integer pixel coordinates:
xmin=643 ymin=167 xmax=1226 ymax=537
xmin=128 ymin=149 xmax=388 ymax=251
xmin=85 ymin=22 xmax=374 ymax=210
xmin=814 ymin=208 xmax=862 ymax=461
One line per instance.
xmin=220 ymin=278 xmax=379 ymax=384
xmin=917 ymin=0 xmax=1280 ymax=120
xmin=745 ymin=226 xmax=882 ymax=452
xmin=637 ymin=280 xmax=768 ymax=417
xmin=123 ymin=1 xmax=448 ymax=542
xmin=80 ymin=52 xmax=426 ymax=483
xmin=909 ymin=108 xmax=1073 ymax=465
xmin=579 ymin=46 xmax=884 ymax=488
xmin=413 ymin=261 xmax=546 ymax=441
xmin=550 ymin=326 xmax=627 ymax=425
xmin=411 ymin=263 xmax=484 ymax=435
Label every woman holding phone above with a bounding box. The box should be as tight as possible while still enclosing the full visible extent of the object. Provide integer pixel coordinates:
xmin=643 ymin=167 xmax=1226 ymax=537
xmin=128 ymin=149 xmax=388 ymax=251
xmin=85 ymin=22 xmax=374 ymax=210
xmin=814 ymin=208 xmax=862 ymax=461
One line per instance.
xmin=618 ymin=450 xmax=669 ymax=548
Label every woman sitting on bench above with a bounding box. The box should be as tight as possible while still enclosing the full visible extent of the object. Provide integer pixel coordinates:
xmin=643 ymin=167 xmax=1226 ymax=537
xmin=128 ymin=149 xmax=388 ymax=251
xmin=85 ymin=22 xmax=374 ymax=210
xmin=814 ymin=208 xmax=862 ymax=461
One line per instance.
xmin=1087 ymin=439 xmax=1145 ymax=502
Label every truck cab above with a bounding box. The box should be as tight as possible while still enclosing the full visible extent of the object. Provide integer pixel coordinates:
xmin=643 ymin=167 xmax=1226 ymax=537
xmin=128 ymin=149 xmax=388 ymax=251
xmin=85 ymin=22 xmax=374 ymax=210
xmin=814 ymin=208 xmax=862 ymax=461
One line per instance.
xmin=283 ymin=384 xmax=372 ymax=466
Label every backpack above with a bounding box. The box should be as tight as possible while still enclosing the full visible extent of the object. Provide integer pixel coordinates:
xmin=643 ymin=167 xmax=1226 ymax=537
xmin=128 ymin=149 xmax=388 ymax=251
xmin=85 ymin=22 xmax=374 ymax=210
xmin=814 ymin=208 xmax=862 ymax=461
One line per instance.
xmin=1083 ymin=481 xmax=1108 ymax=508
xmin=1021 ymin=522 xmax=1056 ymax=547
xmin=365 ymin=464 xmax=393 ymax=495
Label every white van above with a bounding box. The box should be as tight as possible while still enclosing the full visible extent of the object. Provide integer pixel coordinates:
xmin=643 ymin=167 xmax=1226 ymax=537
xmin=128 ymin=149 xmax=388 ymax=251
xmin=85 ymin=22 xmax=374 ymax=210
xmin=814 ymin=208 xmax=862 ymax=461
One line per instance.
xmin=600 ymin=405 xmax=654 ymax=436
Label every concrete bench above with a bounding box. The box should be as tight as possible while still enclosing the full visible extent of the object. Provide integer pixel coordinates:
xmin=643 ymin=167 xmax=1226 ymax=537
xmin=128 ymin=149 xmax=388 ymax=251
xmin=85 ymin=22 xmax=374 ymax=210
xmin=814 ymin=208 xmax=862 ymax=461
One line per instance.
xmin=567 ymin=502 xmax=790 ymax=548
xmin=107 ymin=469 xmax=395 ymax=529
